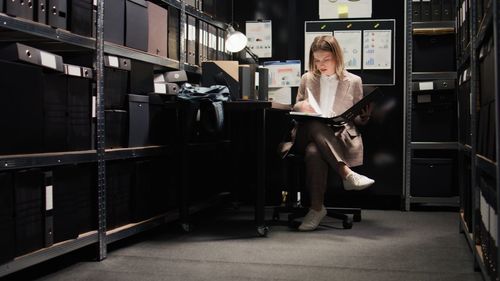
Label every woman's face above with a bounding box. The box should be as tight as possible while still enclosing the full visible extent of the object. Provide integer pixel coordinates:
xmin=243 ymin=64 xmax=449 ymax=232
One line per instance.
xmin=313 ymin=50 xmax=336 ymax=76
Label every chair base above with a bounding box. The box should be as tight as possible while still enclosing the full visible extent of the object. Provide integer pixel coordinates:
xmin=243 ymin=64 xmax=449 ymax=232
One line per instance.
xmin=272 ymin=205 xmax=361 ymax=229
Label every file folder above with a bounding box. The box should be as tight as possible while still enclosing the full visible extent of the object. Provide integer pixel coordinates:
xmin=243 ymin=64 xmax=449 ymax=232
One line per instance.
xmin=42 ymin=73 xmax=69 ymax=152
xmin=43 ymin=171 xmax=54 ymax=247
xmin=167 ymin=6 xmax=180 ymax=60
xmin=198 ymin=21 xmax=206 ymax=65
xmin=412 ymin=0 xmax=421 ymax=22
xmin=187 ymin=14 xmax=197 ymax=65
xmin=147 ymin=2 xmax=168 ymax=57
xmin=431 ymin=0 xmax=441 ymax=21
xmin=441 ymin=0 xmax=453 ymax=20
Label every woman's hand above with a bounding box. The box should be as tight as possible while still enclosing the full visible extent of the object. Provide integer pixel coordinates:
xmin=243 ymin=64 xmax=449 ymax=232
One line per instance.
xmin=294 ymin=100 xmax=317 ymax=113
xmin=355 ymin=102 xmax=373 ymax=125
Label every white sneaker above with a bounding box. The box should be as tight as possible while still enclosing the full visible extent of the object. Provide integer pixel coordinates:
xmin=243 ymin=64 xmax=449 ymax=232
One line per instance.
xmin=343 ymin=171 xmax=375 ymax=191
xmin=298 ymin=206 xmax=327 ymax=231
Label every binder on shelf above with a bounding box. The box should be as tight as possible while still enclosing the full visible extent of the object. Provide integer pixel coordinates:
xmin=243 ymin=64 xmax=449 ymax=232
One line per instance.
xmin=167 ymin=6 xmax=180 ymax=61
xmin=202 ymin=21 xmax=209 ymax=62
xmin=147 ymin=2 xmax=168 ymax=57
xmin=487 ymin=103 xmax=496 ymax=161
xmin=37 ymin=0 xmax=48 ymax=24
xmin=43 ymin=171 xmax=54 ymax=247
xmin=0 ymin=43 xmax=64 ymax=72
xmin=186 ymin=14 xmax=197 ymax=65
xmin=69 ymin=0 xmax=93 ymax=37
xmin=105 ymin=110 xmax=128 ymax=148
xmin=104 ymin=0 xmax=125 ymax=45
xmin=48 ymin=0 xmax=67 ymax=29
xmin=239 ymin=64 xmax=256 ymax=100
xmin=0 ymin=172 xmax=15 ymax=264
xmin=198 ymin=21 xmax=205 ymax=65
xmin=131 ymin=160 xmax=154 ymax=222
xmin=217 ymin=28 xmax=225 ymax=60
xmin=125 ymin=0 xmax=148 ymax=52
xmin=104 ymin=55 xmax=130 ymax=109
xmin=441 ymin=0 xmax=453 ymax=20
xmin=431 ymin=0 xmax=441 ymax=21
xmin=0 ymin=60 xmax=44 ymax=155
xmin=421 ymin=0 xmax=432 ymax=21
xmin=66 ymin=64 xmax=93 ymax=151
xmin=208 ymin=24 xmax=217 ymax=60
xmin=6 ymin=0 xmax=34 ymax=20
xmin=42 ymin=73 xmax=69 ymax=152
xmin=412 ymin=0 xmax=421 ymax=22
xmin=256 ymin=67 xmax=269 ymax=101
xmin=106 ymin=161 xmax=133 ymax=229
xmin=14 ymin=169 xmax=45 ymax=256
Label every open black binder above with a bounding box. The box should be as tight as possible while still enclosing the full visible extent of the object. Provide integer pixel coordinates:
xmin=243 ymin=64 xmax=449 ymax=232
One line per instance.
xmin=289 ymin=86 xmax=382 ymax=126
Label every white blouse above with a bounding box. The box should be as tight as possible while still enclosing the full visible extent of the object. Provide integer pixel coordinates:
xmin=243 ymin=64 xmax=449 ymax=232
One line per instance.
xmin=319 ymin=74 xmax=339 ymax=117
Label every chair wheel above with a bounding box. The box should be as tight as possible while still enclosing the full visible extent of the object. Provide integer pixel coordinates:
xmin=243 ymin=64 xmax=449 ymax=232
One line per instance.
xmin=257 ymin=226 xmax=269 ymax=237
xmin=342 ymin=218 xmax=353 ymax=229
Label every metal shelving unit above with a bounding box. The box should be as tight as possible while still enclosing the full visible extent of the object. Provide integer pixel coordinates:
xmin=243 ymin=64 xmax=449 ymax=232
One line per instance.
xmin=0 ymin=0 xmax=232 ymax=277
xmin=405 ymin=1 xmax=460 ymax=209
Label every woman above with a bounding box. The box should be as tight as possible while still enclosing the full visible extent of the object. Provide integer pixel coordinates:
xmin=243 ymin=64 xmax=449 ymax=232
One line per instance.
xmin=279 ymin=35 xmax=374 ymax=231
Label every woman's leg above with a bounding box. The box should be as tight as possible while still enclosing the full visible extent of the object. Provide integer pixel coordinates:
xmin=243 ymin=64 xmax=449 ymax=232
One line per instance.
xmin=304 ymin=142 xmax=328 ymax=211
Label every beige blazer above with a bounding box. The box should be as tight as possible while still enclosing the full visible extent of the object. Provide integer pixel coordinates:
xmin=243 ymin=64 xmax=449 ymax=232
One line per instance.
xmin=280 ymin=70 xmax=364 ymax=167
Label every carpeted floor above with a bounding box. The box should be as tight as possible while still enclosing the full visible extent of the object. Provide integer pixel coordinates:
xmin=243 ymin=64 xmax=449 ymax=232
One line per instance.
xmin=3 ymin=207 xmax=482 ymax=281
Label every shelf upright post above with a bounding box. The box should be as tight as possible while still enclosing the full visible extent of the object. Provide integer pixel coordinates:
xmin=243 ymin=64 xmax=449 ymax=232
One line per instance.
xmin=404 ymin=0 xmax=413 ymax=211
xmin=494 ymin=0 xmax=500 ymax=276
xmin=95 ymin=0 xmax=107 ymax=261
xmin=180 ymin=0 xmax=187 ymax=70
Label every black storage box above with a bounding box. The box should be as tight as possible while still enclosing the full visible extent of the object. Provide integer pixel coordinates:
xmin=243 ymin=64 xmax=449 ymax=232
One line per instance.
xmin=0 ymin=43 xmax=64 ymax=72
xmin=6 ymin=0 xmax=34 ymax=20
xmin=125 ymin=0 xmax=148 ymax=51
xmin=130 ymin=60 xmax=154 ymax=95
xmin=104 ymin=0 xmax=125 ymax=45
xmin=105 ymin=110 xmax=128 ymax=148
xmin=69 ymin=0 xmax=93 ymax=37
xmin=479 ymin=37 xmax=495 ymax=106
xmin=48 ymin=0 xmax=67 ymax=29
xmin=412 ymin=90 xmax=457 ymax=142
xmin=128 ymin=94 xmax=150 ymax=147
xmin=0 ymin=60 xmax=44 ymax=155
xmin=411 ymin=158 xmax=456 ymax=197
xmin=412 ymin=34 xmax=456 ymax=72
xmin=14 ymin=169 xmax=44 ymax=256
xmin=43 ymin=73 xmax=68 ymax=152
xmin=37 ymin=0 xmax=48 ymax=24
xmin=167 ymin=6 xmax=180 ymax=60
xmin=0 ymin=172 xmax=15 ymax=264
xmin=53 ymin=165 xmax=95 ymax=242
xmin=106 ymin=161 xmax=133 ymax=229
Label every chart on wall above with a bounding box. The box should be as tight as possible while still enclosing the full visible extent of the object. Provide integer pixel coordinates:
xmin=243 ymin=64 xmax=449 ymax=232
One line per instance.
xmin=305 ymin=19 xmax=395 ymax=85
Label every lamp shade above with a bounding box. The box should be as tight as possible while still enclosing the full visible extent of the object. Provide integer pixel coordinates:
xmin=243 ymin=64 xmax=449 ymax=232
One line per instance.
xmin=225 ymin=26 xmax=248 ymax=53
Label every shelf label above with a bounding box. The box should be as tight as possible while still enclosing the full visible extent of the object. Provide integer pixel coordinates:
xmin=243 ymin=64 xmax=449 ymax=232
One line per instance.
xmin=40 ymin=51 xmax=57 ymax=69
xmin=154 ymin=83 xmax=167 ymax=94
xmin=418 ymin=81 xmax=434 ymax=91
xmin=66 ymin=64 xmax=82 ymax=76
xmin=45 ymin=185 xmax=53 ymax=211
xmin=108 ymin=56 xmax=119 ymax=68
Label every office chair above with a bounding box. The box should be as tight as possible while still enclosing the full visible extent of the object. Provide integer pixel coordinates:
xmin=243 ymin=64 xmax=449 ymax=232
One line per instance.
xmin=272 ymin=153 xmax=362 ymax=230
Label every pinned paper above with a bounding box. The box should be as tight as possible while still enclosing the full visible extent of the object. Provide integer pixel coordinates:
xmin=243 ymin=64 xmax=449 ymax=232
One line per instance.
xmin=338 ymin=4 xmax=349 ymax=18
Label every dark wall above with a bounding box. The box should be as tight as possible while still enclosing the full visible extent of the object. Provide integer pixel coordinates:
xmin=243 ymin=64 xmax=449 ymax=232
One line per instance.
xmin=234 ymin=0 xmax=406 ymax=208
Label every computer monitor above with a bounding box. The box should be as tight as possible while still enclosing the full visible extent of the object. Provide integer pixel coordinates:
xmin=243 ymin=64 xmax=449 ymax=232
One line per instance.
xmin=201 ymin=61 xmax=240 ymax=100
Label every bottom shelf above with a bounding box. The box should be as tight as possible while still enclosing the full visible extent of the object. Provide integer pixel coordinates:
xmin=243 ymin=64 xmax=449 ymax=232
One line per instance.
xmin=0 ymin=231 xmax=98 ymax=278
xmin=460 ymin=212 xmax=492 ymax=281
xmin=410 ymin=196 xmax=459 ymax=206
xmin=475 ymin=245 xmax=490 ymax=281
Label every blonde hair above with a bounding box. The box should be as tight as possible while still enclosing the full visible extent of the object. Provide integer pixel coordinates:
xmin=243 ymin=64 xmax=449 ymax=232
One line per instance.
xmin=308 ymin=35 xmax=345 ymax=79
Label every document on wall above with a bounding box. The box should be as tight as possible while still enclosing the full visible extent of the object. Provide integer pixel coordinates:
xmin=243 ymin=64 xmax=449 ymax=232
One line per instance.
xmin=333 ymin=30 xmax=362 ymax=70
xmin=363 ymin=30 xmax=392 ymax=70
xmin=268 ymin=87 xmax=292 ymax=105
xmin=318 ymin=0 xmax=372 ymax=19
xmin=304 ymin=31 xmax=332 ymax=71
xmin=245 ymin=21 xmax=272 ymax=58
xmin=263 ymin=60 xmax=302 ymax=88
